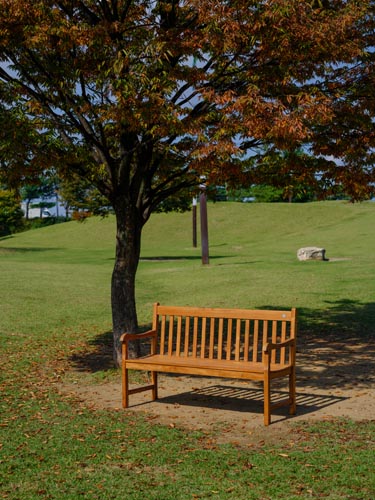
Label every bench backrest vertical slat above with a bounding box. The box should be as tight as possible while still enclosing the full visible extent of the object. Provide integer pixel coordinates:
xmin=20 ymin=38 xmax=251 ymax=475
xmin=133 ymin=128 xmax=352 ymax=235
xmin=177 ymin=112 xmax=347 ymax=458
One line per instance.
xmin=184 ymin=316 xmax=190 ymax=357
xmin=280 ymin=320 xmax=287 ymax=364
xmin=176 ymin=315 xmax=182 ymax=356
xmin=209 ymin=318 xmax=215 ymax=359
xmin=262 ymin=320 xmax=268 ymax=361
xmin=290 ymin=308 xmax=297 ymax=365
xmin=201 ymin=317 xmax=207 ymax=358
xmin=243 ymin=320 xmax=250 ymax=362
xmin=226 ymin=319 xmax=233 ymax=360
xmin=291 ymin=311 xmax=296 ymax=363
xmin=160 ymin=314 xmax=167 ymax=355
xmin=192 ymin=316 xmax=198 ymax=357
xmin=252 ymin=319 xmax=259 ymax=363
xmin=235 ymin=319 xmax=242 ymax=361
xmin=271 ymin=320 xmax=277 ymax=364
xmin=168 ymin=315 xmax=174 ymax=356
xmin=218 ymin=318 xmax=224 ymax=360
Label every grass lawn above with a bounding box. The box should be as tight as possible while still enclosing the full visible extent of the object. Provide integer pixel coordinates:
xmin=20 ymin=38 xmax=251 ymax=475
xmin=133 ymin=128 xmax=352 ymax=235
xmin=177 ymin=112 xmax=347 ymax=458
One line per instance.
xmin=0 ymin=201 xmax=374 ymax=499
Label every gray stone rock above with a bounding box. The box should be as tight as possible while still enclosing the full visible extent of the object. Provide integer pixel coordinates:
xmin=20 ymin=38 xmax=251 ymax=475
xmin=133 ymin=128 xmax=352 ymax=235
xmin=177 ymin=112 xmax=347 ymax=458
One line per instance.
xmin=297 ymin=247 xmax=327 ymax=261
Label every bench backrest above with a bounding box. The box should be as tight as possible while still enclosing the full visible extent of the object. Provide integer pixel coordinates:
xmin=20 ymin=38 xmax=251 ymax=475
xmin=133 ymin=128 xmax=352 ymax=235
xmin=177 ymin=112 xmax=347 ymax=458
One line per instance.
xmin=151 ymin=304 xmax=296 ymax=365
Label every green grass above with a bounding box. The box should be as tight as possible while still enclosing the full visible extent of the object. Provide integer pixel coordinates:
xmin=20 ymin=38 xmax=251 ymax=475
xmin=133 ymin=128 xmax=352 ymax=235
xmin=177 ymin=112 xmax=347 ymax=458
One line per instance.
xmin=1 ymin=201 xmax=374 ymax=499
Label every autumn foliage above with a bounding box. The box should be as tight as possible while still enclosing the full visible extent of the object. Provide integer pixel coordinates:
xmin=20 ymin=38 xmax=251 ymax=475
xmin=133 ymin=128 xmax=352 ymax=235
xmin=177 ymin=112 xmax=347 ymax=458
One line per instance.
xmin=0 ymin=1 xmax=374 ymax=362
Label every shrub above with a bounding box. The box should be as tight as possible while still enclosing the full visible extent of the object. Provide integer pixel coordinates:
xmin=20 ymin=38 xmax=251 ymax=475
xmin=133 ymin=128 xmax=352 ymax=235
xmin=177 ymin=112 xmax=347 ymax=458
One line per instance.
xmin=251 ymin=184 xmax=284 ymax=202
xmin=0 ymin=190 xmax=25 ymax=236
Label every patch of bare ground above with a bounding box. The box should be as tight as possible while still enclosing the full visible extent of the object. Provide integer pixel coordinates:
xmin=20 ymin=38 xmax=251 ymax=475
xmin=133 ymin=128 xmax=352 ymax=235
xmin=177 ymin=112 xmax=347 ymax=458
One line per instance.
xmin=59 ymin=333 xmax=375 ymax=447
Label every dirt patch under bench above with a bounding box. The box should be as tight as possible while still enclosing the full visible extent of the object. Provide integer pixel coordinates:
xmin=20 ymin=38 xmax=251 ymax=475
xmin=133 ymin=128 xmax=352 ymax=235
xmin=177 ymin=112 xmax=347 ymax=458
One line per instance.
xmin=60 ymin=334 xmax=375 ymax=446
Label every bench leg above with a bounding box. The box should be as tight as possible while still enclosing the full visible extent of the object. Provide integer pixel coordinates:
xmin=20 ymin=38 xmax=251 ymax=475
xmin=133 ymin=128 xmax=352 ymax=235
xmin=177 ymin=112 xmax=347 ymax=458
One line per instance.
xmin=264 ymin=373 xmax=271 ymax=426
xmin=151 ymin=371 xmax=158 ymax=401
xmin=122 ymin=366 xmax=129 ymax=408
xmin=289 ymin=367 xmax=296 ymax=415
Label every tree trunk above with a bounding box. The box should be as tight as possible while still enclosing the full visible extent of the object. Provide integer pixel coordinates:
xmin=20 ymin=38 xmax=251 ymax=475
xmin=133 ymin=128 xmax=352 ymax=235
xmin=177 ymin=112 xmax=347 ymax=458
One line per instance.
xmin=111 ymin=198 xmax=143 ymax=366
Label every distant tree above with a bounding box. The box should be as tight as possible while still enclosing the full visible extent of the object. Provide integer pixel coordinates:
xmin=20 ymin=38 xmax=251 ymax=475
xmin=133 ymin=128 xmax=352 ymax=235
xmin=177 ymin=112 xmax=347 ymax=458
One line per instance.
xmin=0 ymin=189 xmax=24 ymax=236
xmin=20 ymin=184 xmax=41 ymax=219
xmin=20 ymin=176 xmax=56 ymax=218
xmin=0 ymin=1 xmax=373 ymax=363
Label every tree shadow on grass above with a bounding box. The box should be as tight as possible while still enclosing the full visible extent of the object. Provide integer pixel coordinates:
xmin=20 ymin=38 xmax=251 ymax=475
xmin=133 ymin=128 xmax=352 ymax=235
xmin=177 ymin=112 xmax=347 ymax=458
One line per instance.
xmin=69 ymin=330 xmax=116 ymax=372
xmin=293 ymin=299 xmax=375 ymax=391
xmin=140 ymin=256 xmax=201 ymax=261
xmin=0 ymin=246 xmax=62 ymax=253
xmin=68 ymin=299 xmax=375 ymax=393
xmin=140 ymin=255 xmax=228 ymax=262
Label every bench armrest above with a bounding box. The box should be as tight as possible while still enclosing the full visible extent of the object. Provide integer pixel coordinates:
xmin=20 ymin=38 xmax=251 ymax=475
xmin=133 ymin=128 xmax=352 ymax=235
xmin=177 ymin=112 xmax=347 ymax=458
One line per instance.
xmin=120 ymin=329 xmax=157 ymax=344
xmin=263 ymin=339 xmax=296 ymax=370
xmin=121 ymin=330 xmax=158 ymax=360
xmin=263 ymin=338 xmax=295 ymax=354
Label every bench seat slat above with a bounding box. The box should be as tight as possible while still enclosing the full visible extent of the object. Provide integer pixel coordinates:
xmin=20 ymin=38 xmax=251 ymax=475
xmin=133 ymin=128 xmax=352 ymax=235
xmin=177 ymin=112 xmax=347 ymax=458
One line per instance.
xmin=126 ymin=361 xmax=293 ymax=383
xmin=125 ymin=354 xmax=292 ymax=375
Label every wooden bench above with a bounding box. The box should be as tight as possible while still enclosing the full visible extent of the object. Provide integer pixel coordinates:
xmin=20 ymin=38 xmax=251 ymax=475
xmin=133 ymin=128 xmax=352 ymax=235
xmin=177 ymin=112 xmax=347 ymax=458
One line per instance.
xmin=121 ymin=303 xmax=297 ymax=425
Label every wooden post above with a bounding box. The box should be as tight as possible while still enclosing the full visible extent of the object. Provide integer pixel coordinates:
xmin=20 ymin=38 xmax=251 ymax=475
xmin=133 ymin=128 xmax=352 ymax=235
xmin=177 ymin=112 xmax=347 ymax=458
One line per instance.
xmin=192 ymin=198 xmax=197 ymax=248
xmin=200 ymin=190 xmax=209 ymax=265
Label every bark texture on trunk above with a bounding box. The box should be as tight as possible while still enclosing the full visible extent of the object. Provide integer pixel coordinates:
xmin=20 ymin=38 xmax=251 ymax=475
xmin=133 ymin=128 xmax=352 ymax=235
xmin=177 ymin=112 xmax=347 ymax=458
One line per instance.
xmin=111 ymin=198 xmax=143 ymax=366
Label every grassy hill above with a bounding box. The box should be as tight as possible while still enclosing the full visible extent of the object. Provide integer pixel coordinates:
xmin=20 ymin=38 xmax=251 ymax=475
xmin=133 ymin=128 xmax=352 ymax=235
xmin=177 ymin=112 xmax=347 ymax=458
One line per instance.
xmin=1 ymin=200 xmax=375 ymax=337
